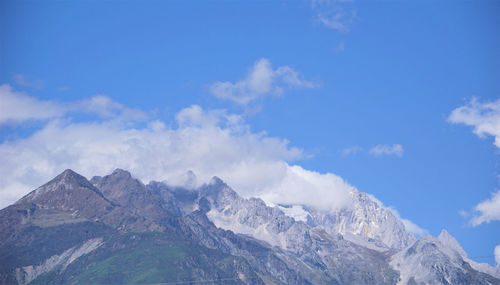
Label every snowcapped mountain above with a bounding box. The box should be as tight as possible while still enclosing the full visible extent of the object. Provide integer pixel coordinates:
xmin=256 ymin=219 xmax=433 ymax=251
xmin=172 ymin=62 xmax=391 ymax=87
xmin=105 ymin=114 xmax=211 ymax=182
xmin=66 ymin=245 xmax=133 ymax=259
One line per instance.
xmin=294 ymin=189 xmax=415 ymax=250
xmin=1 ymin=169 xmax=499 ymax=285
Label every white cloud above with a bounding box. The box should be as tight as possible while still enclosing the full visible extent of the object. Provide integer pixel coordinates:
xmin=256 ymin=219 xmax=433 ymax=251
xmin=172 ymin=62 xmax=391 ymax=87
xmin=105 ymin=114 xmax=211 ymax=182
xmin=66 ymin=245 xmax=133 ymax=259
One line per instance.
xmin=0 ymin=103 xmax=354 ymax=212
xmin=76 ymin=95 xmax=147 ymax=120
xmin=258 ymin=165 xmax=354 ymax=212
xmin=495 ymin=245 xmax=500 ymax=267
xmin=387 ymin=207 xmax=428 ymax=236
xmin=448 ymin=98 xmax=500 ymax=148
xmin=369 ymin=144 xmax=404 ymax=157
xmin=470 ymin=190 xmax=500 ymax=226
xmin=0 ymin=84 xmax=65 ymax=124
xmin=209 ymin=58 xmax=317 ymax=105
xmin=400 ymin=218 xmax=428 ymax=236
xmin=312 ymin=0 xmax=356 ymax=32
xmin=0 ymin=84 xmax=145 ymax=125
xmin=449 ymin=98 xmax=500 ymax=226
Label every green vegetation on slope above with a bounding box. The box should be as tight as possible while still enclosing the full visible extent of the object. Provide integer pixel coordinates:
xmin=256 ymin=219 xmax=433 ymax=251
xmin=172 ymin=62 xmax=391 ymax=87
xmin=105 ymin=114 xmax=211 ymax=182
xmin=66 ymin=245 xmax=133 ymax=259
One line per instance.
xmin=31 ymin=232 xmax=262 ymax=285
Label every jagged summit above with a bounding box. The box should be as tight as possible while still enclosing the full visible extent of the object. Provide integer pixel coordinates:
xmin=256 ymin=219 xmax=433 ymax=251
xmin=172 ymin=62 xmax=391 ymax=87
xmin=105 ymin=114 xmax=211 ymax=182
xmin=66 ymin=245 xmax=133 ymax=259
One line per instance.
xmin=60 ymin=168 xmax=79 ymax=177
xmin=16 ymin=168 xmax=103 ymax=205
xmin=49 ymin=168 xmax=91 ymax=187
xmin=91 ymin=168 xmax=147 ymax=202
xmin=111 ymin=168 xmax=132 ymax=178
xmin=208 ymin=176 xmax=224 ymax=185
xmin=90 ymin=169 xmax=133 ymax=186
xmin=438 ymin=229 xmax=467 ymax=257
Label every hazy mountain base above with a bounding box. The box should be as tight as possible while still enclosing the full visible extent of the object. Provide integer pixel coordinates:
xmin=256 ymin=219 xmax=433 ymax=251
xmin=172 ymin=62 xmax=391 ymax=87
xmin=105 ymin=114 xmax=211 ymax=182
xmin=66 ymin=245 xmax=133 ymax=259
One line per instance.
xmin=0 ymin=169 xmax=499 ymax=285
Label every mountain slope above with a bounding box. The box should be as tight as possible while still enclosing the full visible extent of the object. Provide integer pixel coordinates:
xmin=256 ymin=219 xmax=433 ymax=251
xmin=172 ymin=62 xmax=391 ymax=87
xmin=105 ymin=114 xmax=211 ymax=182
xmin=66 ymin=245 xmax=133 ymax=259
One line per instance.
xmin=29 ymin=232 xmax=264 ymax=285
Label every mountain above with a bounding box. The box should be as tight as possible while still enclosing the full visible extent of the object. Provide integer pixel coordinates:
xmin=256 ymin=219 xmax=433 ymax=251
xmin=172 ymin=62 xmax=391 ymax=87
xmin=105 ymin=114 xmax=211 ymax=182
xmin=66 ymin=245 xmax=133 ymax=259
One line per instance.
xmin=1 ymin=169 xmax=499 ymax=285
xmin=390 ymin=230 xmax=500 ymax=285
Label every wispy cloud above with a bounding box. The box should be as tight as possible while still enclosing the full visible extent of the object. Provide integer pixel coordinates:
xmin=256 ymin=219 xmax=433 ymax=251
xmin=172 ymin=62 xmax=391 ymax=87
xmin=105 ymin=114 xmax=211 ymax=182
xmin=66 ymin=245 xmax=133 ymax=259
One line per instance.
xmin=0 ymin=84 xmax=146 ymax=125
xmin=449 ymin=98 xmax=500 ymax=226
xmin=369 ymin=144 xmax=404 ymax=157
xmin=77 ymin=95 xmax=147 ymax=120
xmin=333 ymin=42 xmax=345 ymax=52
xmin=312 ymin=0 xmax=357 ymax=33
xmin=0 ymin=84 xmax=65 ymax=124
xmin=341 ymin=146 xmax=363 ymax=156
xmin=470 ymin=189 xmax=500 ymax=226
xmin=209 ymin=58 xmax=317 ymax=105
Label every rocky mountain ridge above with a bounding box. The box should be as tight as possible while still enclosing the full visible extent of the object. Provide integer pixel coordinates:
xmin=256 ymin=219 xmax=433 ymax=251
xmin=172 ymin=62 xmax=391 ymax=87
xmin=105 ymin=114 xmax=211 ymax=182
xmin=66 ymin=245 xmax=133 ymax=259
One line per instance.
xmin=0 ymin=169 xmax=498 ymax=285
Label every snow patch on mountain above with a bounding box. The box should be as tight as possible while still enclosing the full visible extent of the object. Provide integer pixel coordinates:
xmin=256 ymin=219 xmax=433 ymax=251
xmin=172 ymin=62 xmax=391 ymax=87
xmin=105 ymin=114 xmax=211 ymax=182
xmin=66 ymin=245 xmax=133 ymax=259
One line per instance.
xmin=206 ymin=208 xmax=286 ymax=248
xmin=277 ymin=204 xmax=310 ymax=223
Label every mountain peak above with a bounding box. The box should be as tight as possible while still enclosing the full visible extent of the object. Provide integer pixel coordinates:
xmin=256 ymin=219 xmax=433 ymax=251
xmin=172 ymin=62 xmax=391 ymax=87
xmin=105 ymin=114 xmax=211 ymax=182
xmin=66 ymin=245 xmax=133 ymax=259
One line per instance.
xmin=209 ymin=176 xmax=224 ymax=185
xmin=16 ymin=169 xmax=97 ymax=205
xmin=438 ymin=229 xmax=467 ymax=257
xmin=438 ymin=229 xmax=451 ymax=239
xmin=208 ymin=176 xmax=226 ymax=186
xmin=111 ymin=168 xmax=132 ymax=178
xmin=61 ymin=168 xmax=77 ymax=176
xmin=55 ymin=169 xmax=88 ymax=183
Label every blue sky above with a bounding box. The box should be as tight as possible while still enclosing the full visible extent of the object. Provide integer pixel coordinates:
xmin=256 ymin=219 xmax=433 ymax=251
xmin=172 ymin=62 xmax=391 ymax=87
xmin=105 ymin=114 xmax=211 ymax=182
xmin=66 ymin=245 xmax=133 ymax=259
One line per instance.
xmin=1 ymin=1 xmax=499 ymax=265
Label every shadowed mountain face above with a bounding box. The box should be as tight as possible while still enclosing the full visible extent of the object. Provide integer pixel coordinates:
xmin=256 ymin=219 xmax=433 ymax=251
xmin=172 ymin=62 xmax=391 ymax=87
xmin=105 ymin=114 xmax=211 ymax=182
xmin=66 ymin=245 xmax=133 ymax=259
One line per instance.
xmin=1 ymin=169 xmax=499 ymax=285
xmin=90 ymin=169 xmax=181 ymax=230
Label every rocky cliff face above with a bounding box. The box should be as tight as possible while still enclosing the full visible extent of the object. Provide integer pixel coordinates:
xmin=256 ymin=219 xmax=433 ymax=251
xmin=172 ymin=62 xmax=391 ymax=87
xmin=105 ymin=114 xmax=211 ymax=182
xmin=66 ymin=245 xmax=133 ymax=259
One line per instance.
xmin=302 ymin=189 xmax=415 ymax=250
xmin=1 ymin=169 xmax=499 ymax=285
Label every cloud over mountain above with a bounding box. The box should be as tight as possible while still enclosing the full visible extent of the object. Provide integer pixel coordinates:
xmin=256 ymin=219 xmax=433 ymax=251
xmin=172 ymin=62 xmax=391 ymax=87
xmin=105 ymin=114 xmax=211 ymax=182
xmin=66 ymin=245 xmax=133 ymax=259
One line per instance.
xmin=0 ymin=87 xmax=356 ymax=214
